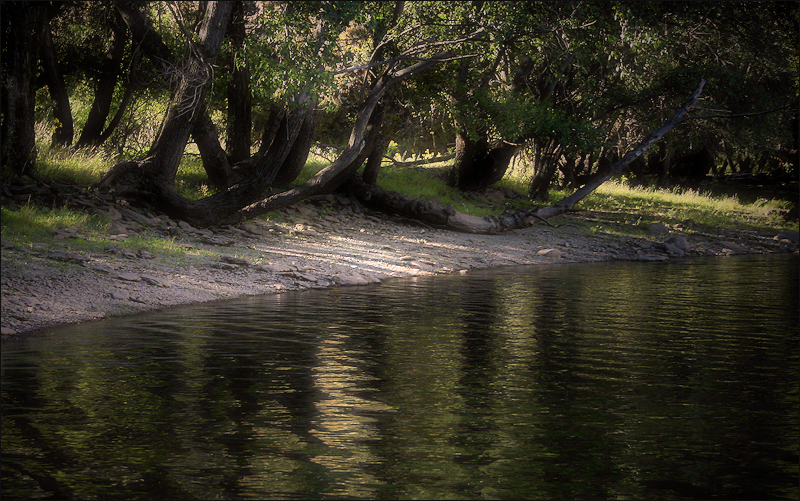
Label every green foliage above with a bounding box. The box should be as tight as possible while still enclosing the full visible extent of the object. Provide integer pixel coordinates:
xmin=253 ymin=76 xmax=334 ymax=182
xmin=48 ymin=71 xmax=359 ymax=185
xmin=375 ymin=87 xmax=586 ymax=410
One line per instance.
xmin=27 ymin=0 xmax=799 ymax=201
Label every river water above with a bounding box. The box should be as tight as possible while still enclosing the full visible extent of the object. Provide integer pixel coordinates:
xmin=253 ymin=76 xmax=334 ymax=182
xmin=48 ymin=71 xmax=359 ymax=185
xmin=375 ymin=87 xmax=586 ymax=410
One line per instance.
xmin=2 ymin=254 xmax=798 ymax=500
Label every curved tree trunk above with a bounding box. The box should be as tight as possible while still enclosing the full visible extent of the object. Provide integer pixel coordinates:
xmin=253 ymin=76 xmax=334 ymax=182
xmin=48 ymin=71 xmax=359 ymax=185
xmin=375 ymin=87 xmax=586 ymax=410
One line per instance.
xmin=528 ymin=140 xmax=562 ymax=201
xmin=362 ymin=137 xmax=389 ymax=185
xmin=97 ymin=2 xmax=233 ymax=195
xmin=271 ymin=109 xmax=319 ymax=186
xmin=192 ymin=109 xmax=234 ymax=189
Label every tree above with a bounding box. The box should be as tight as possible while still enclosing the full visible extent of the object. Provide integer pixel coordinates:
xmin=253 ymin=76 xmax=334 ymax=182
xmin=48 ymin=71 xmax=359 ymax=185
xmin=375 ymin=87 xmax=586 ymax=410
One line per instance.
xmin=346 ymin=80 xmax=707 ymax=233
xmin=95 ymin=1 xmax=477 ymax=228
xmin=5 ymin=1 xmax=796 ymax=233
xmin=1 ymin=2 xmax=47 ymax=178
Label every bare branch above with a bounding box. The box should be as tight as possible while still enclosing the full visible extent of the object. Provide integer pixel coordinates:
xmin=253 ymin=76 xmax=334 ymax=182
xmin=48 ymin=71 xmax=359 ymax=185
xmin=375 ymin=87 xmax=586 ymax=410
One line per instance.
xmin=334 ymin=27 xmax=486 ymax=75
xmin=684 ymin=104 xmax=791 ymax=120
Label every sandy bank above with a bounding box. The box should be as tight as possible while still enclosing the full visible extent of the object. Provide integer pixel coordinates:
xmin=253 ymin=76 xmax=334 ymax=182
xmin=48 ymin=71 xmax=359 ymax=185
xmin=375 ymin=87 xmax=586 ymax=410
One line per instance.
xmin=2 ymin=199 xmax=797 ymax=340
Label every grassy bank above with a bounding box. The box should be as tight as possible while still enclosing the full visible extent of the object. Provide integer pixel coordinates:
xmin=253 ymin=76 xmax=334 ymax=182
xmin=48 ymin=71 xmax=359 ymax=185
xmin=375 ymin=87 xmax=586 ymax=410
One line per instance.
xmin=2 ymin=147 xmax=796 ymax=255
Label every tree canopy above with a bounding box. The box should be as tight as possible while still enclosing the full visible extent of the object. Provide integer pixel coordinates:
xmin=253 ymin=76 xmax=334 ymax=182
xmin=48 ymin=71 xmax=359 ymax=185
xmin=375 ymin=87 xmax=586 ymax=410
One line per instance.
xmin=2 ymin=1 xmax=797 ymax=231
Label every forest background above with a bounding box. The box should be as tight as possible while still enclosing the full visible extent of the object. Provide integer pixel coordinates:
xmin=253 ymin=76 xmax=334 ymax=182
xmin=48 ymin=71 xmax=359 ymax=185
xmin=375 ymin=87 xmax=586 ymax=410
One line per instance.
xmin=1 ymin=0 xmax=798 ymax=231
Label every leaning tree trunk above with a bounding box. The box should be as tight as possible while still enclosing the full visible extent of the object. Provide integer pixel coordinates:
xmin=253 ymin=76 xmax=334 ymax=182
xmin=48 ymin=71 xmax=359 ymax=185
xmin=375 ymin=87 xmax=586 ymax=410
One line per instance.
xmin=362 ymin=136 xmax=390 ymax=185
xmin=225 ymin=0 xmax=252 ymax=165
xmin=536 ymin=79 xmax=706 ymax=220
xmin=528 ymin=139 xmax=562 ymax=201
xmin=192 ymin=109 xmax=235 ymax=189
xmin=271 ymin=109 xmax=319 ymax=186
xmin=75 ymin=9 xmax=128 ymax=149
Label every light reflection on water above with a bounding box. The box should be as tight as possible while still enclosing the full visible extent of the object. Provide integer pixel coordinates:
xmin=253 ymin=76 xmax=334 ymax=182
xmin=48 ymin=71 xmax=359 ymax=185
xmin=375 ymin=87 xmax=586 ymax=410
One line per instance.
xmin=2 ymin=254 xmax=798 ymax=500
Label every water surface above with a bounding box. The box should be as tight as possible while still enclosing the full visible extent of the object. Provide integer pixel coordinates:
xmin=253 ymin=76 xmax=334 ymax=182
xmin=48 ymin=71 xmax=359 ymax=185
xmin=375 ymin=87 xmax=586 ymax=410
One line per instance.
xmin=2 ymin=254 xmax=798 ymax=500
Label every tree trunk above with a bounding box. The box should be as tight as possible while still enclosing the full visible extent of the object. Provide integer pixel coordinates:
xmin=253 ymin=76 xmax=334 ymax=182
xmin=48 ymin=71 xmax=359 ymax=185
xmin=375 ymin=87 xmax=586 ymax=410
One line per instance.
xmin=38 ymin=11 xmax=74 ymax=148
xmin=1 ymin=2 xmax=46 ymax=178
xmin=98 ymin=2 xmax=233 ymax=194
xmin=192 ymin=110 xmax=234 ymax=189
xmin=272 ymin=110 xmax=318 ymax=186
xmin=363 ymin=137 xmax=389 ymax=185
xmin=448 ymin=133 xmax=517 ymax=191
xmin=225 ymin=1 xmax=252 ymax=164
xmin=215 ymin=54 xmax=454 ymax=226
xmin=75 ymin=9 xmax=128 ymax=148
xmin=528 ymin=140 xmax=561 ymax=200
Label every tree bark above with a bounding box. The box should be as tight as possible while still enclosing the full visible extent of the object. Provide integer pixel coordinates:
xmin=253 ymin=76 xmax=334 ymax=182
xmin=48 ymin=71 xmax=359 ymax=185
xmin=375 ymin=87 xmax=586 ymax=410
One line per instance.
xmin=192 ymin=109 xmax=234 ymax=189
xmin=75 ymin=9 xmax=128 ymax=148
xmin=363 ymin=137 xmax=390 ymax=185
xmin=527 ymin=139 xmax=562 ymax=200
xmin=1 ymin=2 xmax=46 ymax=178
xmin=225 ymin=0 xmax=252 ymax=164
xmin=448 ymin=133 xmax=517 ymax=191
xmin=272 ymin=110 xmax=318 ymax=186
xmin=38 ymin=9 xmax=74 ymax=148
xmin=97 ymin=2 xmax=233 ymax=194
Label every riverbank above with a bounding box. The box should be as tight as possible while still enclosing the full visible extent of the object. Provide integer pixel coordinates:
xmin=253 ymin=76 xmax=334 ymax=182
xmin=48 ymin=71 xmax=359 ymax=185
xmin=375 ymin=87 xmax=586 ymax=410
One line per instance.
xmin=2 ymin=194 xmax=798 ymax=340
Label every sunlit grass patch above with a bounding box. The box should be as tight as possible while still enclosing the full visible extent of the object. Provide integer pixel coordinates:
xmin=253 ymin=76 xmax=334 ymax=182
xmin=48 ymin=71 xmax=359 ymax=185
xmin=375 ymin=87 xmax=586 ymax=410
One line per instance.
xmin=554 ymin=180 xmax=795 ymax=233
xmin=176 ymin=154 xmax=216 ymax=200
xmin=37 ymin=146 xmax=110 ymax=185
xmin=0 ymin=204 xmax=109 ymax=244
xmin=375 ymin=164 xmax=500 ymax=216
xmin=293 ymin=152 xmax=331 ymax=185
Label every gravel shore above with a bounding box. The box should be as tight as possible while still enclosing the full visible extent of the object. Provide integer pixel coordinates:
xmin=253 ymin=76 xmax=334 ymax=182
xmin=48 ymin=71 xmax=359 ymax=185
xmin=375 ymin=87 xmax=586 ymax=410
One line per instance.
xmin=2 ymin=197 xmax=797 ymax=340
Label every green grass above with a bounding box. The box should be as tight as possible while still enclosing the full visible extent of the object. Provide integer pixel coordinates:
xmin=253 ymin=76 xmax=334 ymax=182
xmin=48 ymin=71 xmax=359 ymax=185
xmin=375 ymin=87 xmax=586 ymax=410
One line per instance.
xmin=293 ymin=152 xmax=331 ymax=185
xmin=175 ymin=154 xmax=216 ymax=200
xmin=0 ymin=202 xmax=217 ymax=262
xmin=1 ymin=203 xmax=109 ymax=242
xmin=549 ymin=180 xmax=796 ymax=234
xmin=36 ymin=147 xmax=111 ymax=185
xmin=4 ymin=146 xmax=796 ymax=254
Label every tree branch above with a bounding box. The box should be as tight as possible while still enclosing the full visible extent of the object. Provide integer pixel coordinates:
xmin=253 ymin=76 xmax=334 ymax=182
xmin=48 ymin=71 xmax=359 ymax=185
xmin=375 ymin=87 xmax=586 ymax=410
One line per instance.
xmin=683 ymin=103 xmax=791 ymax=120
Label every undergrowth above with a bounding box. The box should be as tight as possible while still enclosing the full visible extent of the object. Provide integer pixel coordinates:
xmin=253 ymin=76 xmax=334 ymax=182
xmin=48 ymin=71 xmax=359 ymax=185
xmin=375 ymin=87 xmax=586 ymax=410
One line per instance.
xmin=2 ymin=146 xmax=796 ymax=252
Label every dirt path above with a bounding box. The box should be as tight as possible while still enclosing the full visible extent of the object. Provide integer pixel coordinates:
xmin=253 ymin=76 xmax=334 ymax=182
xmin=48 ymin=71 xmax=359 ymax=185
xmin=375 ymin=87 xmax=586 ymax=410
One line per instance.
xmin=2 ymin=199 xmax=797 ymax=340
